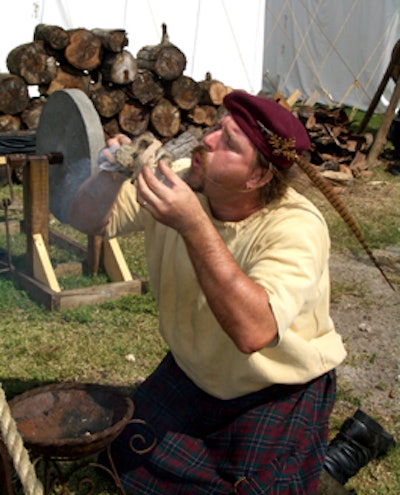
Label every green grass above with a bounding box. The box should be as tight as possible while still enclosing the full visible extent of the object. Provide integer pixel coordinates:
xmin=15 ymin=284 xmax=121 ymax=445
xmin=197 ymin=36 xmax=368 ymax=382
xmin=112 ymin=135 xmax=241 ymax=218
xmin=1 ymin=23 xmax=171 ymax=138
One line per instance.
xmin=305 ymin=166 xmax=400 ymax=254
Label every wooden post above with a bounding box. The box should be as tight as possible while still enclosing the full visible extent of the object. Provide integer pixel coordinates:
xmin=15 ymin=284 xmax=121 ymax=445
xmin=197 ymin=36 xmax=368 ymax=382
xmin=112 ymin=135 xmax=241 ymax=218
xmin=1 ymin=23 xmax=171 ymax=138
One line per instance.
xmin=367 ymin=76 xmax=400 ymax=167
xmin=103 ymin=238 xmax=133 ymax=282
xmin=22 ymin=156 xmax=49 ymax=277
xmin=359 ymin=39 xmax=400 ymax=133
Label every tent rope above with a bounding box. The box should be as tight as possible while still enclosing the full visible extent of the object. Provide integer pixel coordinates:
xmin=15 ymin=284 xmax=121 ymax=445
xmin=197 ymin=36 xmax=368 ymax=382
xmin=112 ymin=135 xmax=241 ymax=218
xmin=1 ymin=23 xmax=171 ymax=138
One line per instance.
xmin=293 ymin=0 xmax=360 ymax=92
xmin=0 ymin=385 xmax=44 ymax=495
xmin=340 ymin=21 xmax=399 ymax=115
xmin=279 ymin=0 xmax=327 ymax=92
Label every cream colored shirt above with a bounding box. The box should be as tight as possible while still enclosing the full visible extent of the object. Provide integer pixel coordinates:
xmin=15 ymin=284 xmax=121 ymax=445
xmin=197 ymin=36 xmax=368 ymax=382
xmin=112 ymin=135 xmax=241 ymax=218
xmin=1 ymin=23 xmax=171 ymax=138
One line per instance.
xmin=106 ymin=160 xmax=347 ymax=399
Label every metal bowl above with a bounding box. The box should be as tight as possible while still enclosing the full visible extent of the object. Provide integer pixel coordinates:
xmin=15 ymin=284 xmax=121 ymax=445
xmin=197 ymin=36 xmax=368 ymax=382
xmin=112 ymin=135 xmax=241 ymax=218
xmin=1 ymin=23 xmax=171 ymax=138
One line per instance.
xmin=9 ymin=382 xmax=134 ymax=459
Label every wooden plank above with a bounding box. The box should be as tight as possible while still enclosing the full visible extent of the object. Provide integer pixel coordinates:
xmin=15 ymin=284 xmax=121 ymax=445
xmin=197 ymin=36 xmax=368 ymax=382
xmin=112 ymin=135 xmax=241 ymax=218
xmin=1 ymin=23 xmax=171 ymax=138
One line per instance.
xmin=274 ymin=89 xmax=302 ymax=110
xmin=12 ymin=270 xmax=145 ymax=310
xmin=57 ymin=279 xmax=143 ymax=309
xmin=23 ymin=155 xmax=49 ymax=277
xmin=367 ymin=75 xmax=400 ymax=166
xmin=103 ymin=237 xmax=133 ymax=282
xmin=287 ymin=89 xmax=302 ymax=107
xmin=12 ymin=270 xmax=60 ymax=310
xmin=359 ymin=39 xmax=400 ymax=133
xmin=32 ymin=233 xmax=61 ymax=292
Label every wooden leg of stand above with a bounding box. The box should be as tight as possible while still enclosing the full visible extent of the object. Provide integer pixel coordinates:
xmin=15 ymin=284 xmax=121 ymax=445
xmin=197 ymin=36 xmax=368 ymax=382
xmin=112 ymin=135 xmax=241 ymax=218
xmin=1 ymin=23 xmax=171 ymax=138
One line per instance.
xmin=32 ymin=233 xmax=61 ymax=292
xmin=367 ymin=76 xmax=400 ymax=166
xmin=23 ymin=156 xmax=49 ymax=278
xmin=103 ymin=238 xmax=133 ymax=282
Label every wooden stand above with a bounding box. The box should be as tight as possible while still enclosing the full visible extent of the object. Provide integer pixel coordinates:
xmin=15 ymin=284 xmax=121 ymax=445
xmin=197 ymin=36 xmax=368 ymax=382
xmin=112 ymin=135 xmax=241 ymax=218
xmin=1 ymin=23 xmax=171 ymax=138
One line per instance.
xmin=1 ymin=153 xmax=146 ymax=310
xmin=358 ymin=39 xmax=400 ymax=133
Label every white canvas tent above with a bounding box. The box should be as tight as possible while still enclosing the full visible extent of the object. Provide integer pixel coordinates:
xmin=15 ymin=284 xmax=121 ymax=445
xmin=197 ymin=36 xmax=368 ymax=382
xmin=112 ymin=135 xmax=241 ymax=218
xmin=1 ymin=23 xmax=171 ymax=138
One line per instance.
xmin=0 ymin=0 xmax=399 ymax=112
xmin=262 ymin=0 xmax=400 ymax=113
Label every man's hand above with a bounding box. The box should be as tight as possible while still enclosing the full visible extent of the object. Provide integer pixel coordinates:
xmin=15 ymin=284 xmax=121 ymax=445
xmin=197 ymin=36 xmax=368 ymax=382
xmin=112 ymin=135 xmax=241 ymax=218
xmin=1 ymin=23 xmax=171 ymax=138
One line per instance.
xmin=97 ymin=134 xmax=132 ymax=173
xmin=137 ymin=161 xmax=278 ymax=352
xmin=136 ymin=160 xmax=205 ymax=235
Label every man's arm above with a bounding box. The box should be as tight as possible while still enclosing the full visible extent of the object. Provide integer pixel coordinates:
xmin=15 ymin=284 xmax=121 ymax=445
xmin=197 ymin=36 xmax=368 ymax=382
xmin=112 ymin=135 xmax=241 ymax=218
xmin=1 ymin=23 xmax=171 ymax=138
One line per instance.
xmin=136 ymin=162 xmax=278 ymax=353
xmin=68 ymin=170 xmax=128 ymax=236
xmin=69 ymin=134 xmax=133 ymax=236
xmin=181 ymin=210 xmax=278 ymax=353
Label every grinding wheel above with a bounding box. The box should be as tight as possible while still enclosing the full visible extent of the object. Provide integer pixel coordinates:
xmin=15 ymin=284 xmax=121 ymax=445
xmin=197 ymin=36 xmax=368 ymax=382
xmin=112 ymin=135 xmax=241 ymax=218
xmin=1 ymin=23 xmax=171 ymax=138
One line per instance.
xmin=36 ymin=89 xmax=105 ymax=224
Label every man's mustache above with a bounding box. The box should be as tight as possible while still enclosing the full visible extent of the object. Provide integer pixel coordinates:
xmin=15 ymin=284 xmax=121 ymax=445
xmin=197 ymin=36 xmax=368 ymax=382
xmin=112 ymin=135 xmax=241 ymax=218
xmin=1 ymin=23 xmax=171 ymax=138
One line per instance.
xmin=191 ymin=145 xmax=208 ymax=168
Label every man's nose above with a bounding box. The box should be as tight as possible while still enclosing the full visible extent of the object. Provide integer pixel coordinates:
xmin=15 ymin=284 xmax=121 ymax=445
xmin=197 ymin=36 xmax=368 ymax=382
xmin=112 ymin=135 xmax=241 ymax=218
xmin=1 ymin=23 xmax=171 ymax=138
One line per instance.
xmin=202 ymin=128 xmax=219 ymax=150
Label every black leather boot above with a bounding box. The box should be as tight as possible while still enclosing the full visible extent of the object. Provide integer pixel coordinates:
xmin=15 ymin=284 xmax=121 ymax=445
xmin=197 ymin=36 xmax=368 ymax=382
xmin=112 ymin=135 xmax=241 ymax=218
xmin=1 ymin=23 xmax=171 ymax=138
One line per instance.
xmin=323 ymin=409 xmax=396 ymax=485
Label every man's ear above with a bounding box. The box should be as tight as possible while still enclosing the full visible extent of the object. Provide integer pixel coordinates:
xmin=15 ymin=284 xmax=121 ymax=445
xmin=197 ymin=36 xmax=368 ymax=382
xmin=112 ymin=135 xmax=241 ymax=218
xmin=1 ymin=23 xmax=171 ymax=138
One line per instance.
xmin=245 ymin=168 xmax=273 ymax=190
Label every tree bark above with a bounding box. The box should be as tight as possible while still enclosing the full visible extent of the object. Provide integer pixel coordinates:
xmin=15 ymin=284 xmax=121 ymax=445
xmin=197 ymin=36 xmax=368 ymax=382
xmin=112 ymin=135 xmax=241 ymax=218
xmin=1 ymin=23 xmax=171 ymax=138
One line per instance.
xmin=34 ymin=23 xmax=70 ymax=50
xmin=0 ymin=73 xmax=30 ymax=114
xmin=128 ymin=69 xmax=164 ymax=105
xmin=119 ymin=101 xmax=150 ymax=136
xmin=90 ymin=86 xmax=126 ymax=118
xmin=21 ymin=97 xmax=46 ymax=128
xmin=100 ymin=50 xmax=137 ymax=85
xmin=65 ymin=28 xmax=102 ymax=71
xmin=187 ymin=104 xmax=219 ymax=127
xmin=6 ymin=40 xmax=57 ymax=85
xmin=102 ymin=117 xmax=122 ymax=139
xmin=163 ymin=127 xmax=203 ymax=159
xmin=199 ymin=72 xmax=229 ymax=105
xmin=1 ymin=22 xmax=227 ymax=145
xmin=150 ymin=98 xmax=181 ymax=138
xmin=91 ymin=29 xmax=128 ymax=53
xmin=170 ymin=75 xmax=202 ymax=110
xmin=136 ymin=24 xmax=186 ymax=81
xmin=0 ymin=114 xmax=21 ymax=132
xmin=45 ymin=66 xmax=92 ymax=95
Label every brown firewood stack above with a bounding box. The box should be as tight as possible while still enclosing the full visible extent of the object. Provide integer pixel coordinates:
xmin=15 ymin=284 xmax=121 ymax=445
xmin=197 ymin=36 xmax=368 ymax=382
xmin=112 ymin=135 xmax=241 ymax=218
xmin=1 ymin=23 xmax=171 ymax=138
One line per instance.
xmin=0 ymin=22 xmax=231 ymax=143
xmin=34 ymin=23 xmax=70 ymax=50
xmin=136 ymin=24 xmax=187 ymax=81
xmin=6 ymin=41 xmax=57 ymax=86
xmin=0 ymin=74 xmax=30 ymax=116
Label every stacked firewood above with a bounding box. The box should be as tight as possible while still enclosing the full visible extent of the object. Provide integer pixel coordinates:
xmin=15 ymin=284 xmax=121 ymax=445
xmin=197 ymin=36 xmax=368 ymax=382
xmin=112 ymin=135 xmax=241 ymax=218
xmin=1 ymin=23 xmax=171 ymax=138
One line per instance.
xmin=0 ymin=23 xmax=231 ymax=142
xmin=0 ymin=23 xmax=385 ymax=184
xmin=296 ymin=104 xmax=376 ymax=183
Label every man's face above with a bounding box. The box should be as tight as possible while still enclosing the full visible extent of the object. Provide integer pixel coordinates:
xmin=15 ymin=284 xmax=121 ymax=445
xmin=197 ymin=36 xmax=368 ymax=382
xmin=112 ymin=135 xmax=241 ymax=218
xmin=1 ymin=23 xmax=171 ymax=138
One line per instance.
xmin=186 ymin=115 xmax=258 ymax=198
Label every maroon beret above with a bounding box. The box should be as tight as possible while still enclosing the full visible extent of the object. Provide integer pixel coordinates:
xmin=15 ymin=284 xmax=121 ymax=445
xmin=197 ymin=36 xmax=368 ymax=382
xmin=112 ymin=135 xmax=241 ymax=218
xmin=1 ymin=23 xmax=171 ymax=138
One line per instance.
xmin=223 ymin=90 xmax=310 ymax=169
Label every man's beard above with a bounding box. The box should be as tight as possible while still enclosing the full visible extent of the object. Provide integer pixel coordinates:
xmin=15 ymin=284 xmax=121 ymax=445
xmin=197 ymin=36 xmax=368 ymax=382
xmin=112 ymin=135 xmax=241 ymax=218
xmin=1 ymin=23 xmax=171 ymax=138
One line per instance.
xmin=186 ymin=145 xmax=208 ymax=192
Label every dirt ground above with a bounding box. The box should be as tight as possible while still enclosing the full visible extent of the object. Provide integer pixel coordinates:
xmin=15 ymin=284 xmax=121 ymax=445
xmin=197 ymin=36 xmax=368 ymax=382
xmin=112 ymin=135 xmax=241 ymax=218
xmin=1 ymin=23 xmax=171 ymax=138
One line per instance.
xmin=329 ymin=246 xmax=399 ymax=422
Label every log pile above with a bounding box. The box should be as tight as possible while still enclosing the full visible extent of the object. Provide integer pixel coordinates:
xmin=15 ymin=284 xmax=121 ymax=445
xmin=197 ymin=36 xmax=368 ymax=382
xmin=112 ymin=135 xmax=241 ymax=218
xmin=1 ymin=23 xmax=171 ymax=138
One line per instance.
xmin=0 ymin=23 xmax=231 ymax=143
xmin=296 ymin=104 xmax=376 ymax=184
xmin=0 ymin=23 xmax=391 ymax=184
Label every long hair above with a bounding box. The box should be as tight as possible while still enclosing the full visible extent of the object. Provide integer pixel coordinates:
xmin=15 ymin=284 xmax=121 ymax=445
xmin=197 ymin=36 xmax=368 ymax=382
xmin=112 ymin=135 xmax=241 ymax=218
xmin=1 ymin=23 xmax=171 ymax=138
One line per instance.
xmin=256 ymin=150 xmax=297 ymax=205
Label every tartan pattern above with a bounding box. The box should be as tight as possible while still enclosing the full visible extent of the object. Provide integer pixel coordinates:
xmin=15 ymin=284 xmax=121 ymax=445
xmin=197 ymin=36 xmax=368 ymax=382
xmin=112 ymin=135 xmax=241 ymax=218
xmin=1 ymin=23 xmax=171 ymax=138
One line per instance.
xmin=107 ymin=353 xmax=336 ymax=494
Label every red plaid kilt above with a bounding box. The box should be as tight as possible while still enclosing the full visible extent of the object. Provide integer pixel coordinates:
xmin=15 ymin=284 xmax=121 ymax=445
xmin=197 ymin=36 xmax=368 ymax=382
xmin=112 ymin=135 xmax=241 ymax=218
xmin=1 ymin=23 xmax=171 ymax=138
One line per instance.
xmin=107 ymin=352 xmax=336 ymax=494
